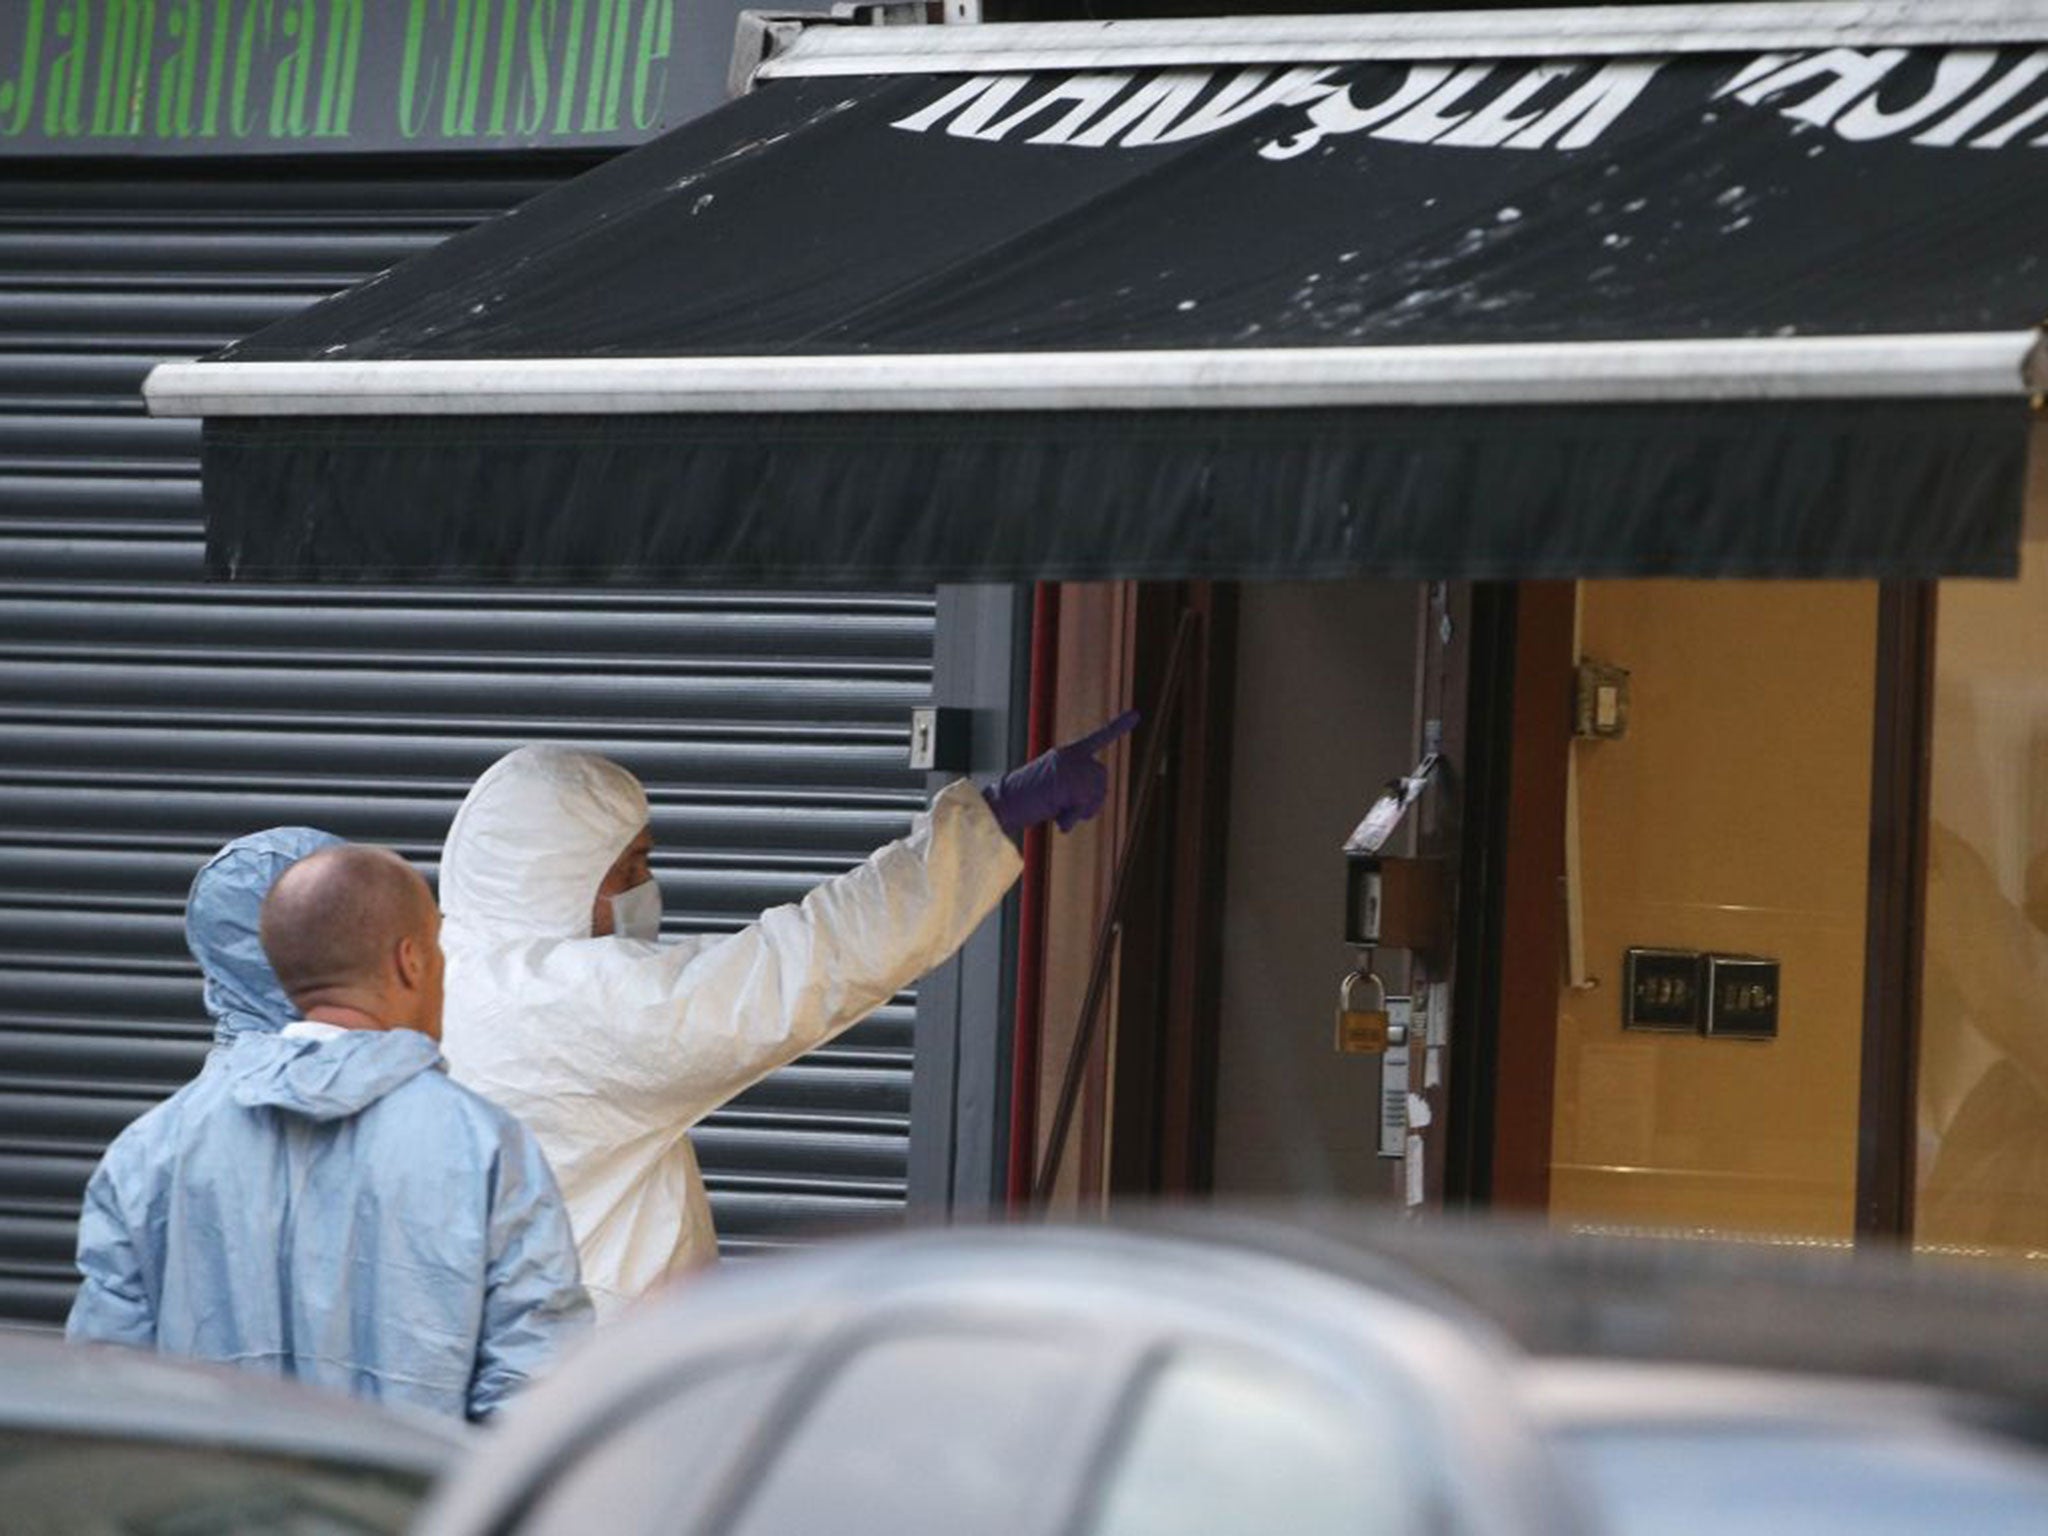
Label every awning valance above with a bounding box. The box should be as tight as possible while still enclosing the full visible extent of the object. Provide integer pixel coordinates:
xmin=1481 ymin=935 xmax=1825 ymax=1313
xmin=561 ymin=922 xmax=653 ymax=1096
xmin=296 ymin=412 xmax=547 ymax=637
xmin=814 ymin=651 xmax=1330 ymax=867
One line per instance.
xmin=147 ymin=3 xmax=2048 ymax=583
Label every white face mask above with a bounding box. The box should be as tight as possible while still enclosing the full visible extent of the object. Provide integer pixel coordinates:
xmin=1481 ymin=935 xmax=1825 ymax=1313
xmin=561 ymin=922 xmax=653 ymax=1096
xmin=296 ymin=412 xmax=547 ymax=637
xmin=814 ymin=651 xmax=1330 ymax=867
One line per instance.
xmin=607 ymin=878 xmax=663 ymax=943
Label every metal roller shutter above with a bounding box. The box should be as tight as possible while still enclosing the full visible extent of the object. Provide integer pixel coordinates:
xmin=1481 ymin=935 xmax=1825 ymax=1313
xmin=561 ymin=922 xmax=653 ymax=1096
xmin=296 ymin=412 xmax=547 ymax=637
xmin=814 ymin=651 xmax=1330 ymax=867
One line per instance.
xmin=0 ymin=164 xmax=937 ymax=1332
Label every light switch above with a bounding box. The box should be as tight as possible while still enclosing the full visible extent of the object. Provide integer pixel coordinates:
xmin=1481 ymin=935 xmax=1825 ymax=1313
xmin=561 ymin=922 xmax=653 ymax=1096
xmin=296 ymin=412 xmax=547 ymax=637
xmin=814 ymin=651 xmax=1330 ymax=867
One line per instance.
xmin=1623 ymin=948 xmax=1702 ymax=1031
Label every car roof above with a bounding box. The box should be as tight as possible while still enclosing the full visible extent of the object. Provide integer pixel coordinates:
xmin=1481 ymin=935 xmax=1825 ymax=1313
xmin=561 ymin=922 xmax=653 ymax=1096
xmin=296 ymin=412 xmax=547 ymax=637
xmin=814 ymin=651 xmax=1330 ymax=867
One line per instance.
xmin=1520 ymin=1356 xmax=2048 ymax=1534
xmin=416 ymin=1223 xmax=1591 ymax=1536
xmin=1522 ymin=1357 xmax=2011 ymax=1433
xmin=0 ymin=1331 xmax=471 ymax=1476
xmin=1122 ymin=1207 xmax=2048 ymax=1412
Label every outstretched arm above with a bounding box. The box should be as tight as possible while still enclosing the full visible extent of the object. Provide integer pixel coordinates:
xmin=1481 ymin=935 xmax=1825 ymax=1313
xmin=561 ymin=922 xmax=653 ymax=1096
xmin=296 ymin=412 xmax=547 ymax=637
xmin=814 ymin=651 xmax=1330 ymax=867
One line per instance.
xmin=595 ymin=779 xmax=1023 ymax=1125
xmin=563 ymin=715 xmax=1138 ymax=1132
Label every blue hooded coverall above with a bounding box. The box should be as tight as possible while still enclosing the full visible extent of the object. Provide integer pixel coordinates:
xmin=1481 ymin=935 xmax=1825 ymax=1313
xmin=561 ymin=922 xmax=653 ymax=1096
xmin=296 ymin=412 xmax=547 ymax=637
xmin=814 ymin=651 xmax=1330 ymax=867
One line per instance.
xmin=66 ymin=827 xmax=592 ymax=1421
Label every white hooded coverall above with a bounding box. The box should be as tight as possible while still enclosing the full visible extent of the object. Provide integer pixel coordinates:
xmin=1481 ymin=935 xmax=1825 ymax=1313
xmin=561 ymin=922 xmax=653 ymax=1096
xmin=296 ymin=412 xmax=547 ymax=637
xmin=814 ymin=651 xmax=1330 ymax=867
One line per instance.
xmin=438 ymin=746 xmax=1022 ymax=1319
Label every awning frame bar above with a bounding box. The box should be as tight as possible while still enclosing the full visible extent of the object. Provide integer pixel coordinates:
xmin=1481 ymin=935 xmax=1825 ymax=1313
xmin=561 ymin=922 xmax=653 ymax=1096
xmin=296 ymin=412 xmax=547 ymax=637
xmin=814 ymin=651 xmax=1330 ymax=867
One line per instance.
xmin=145 ymin=333 xmax=2041 ymax=418
xmin=749 ymin=1 xmax=2048 ymax=83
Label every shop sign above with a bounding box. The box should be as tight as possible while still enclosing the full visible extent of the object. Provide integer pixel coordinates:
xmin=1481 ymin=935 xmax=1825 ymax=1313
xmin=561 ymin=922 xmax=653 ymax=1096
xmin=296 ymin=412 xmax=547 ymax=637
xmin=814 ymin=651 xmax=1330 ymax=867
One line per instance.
xmin=0 ymin=0 xmax=731 ymax=155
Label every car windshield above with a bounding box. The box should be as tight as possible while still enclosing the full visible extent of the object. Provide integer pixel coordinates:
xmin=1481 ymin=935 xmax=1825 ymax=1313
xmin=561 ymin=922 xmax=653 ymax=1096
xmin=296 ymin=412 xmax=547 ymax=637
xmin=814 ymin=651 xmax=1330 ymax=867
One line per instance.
xmin=1562 ymin=1421 xmax=2048 ymax=1536
xmin=0 ymin=1427 xmax=434 ymax=1535
xmin=1083 ymin=1347 xmax=1421 ymax=1536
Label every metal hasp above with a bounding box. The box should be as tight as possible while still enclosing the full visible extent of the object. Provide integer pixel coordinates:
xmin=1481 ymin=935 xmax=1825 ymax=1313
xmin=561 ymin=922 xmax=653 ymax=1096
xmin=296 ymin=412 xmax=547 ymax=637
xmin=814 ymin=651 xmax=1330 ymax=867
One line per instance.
xmin=1704 ymin=955 xmax=1781 ymax=1039
xmin=907 ymin=706 xmax=971 ymax=772
xmin=1344 ymin=855 xmax=1451 ymax=958
xmin=1342 ymin=755 xmax=1449 ymax=957
xmin=1624 ymin=947 xmax=1705 ymax=1031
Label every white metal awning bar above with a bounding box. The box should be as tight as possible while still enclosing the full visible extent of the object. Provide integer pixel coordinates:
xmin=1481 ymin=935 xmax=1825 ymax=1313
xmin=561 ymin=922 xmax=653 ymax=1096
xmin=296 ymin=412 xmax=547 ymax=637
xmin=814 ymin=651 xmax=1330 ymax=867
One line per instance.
xmin=145 ymin=333 xmax=2041 ymax=417
xmin=752 ymin=2 xmax=2048 ymax=81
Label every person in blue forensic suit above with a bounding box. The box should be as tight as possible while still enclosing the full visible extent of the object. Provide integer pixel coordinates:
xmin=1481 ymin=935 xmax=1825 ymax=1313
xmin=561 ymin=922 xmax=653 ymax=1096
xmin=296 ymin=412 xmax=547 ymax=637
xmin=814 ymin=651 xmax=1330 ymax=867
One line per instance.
xmin=67 ymin=841 xmax=592 ymax=1421
xmin=63 ymin=827 xmax=339 ymax=1336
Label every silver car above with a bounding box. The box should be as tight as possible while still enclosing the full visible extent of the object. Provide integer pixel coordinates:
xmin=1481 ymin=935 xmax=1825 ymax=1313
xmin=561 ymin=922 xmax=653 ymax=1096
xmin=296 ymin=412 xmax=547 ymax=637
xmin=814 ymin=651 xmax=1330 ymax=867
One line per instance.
xmin=1 ymin=1332 xmax=470 ymax=1534
xmin=414 ymin=1217 xmax=2048 ymax=1536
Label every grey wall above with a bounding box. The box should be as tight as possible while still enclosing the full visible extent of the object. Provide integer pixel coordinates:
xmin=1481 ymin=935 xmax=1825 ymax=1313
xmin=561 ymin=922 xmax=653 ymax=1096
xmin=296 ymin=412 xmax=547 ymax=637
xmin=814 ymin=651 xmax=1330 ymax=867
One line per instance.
xmin=1212 ymin=582 xmax=1422 ymax=1201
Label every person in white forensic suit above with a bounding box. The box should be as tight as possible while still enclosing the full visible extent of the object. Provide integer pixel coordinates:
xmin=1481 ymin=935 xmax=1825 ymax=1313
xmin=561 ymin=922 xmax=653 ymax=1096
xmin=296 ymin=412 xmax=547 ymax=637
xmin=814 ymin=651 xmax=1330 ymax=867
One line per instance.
xmin=437 ymin=715 xmax=1136 ymax=1320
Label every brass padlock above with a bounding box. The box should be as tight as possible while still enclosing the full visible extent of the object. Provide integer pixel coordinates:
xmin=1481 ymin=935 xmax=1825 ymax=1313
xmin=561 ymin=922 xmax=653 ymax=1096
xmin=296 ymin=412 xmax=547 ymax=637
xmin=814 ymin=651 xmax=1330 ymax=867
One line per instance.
xmin=1335 ymin=970 xmax=1404 ymax=1055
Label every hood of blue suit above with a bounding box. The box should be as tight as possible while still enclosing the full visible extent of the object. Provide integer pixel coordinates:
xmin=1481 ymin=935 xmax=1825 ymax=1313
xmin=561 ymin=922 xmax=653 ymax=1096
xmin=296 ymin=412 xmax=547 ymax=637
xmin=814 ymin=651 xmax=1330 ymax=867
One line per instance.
xmin=227 ymin=1029 xmax=444 ymax=1121
xmin=186 ymin=827 xmax=344 ymax=1047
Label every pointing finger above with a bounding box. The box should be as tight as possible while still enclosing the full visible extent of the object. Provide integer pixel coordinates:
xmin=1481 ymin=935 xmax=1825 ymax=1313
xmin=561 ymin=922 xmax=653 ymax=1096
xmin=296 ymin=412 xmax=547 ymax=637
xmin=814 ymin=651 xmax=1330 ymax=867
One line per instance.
xmin=1075 ymin=710 xmax=1141 ymax=755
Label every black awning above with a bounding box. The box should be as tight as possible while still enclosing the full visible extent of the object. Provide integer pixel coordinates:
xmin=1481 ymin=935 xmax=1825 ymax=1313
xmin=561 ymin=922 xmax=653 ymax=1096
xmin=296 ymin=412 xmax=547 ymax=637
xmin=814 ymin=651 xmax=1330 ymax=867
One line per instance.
xmin=149 ymin=9 xmax=2048 ymax=583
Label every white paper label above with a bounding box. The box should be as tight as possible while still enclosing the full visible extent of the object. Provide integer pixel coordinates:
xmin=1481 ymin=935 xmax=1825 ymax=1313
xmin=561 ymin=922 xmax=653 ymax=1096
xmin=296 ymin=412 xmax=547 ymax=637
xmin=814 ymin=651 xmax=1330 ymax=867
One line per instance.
xmin=1378 ymin=1044 xmax=1409 ymax=1158
xmin=1404 ymin=1134 xmax=1426 ymax=1206
xmin=1377 ymin=1001 xmax=1411 ymax=1161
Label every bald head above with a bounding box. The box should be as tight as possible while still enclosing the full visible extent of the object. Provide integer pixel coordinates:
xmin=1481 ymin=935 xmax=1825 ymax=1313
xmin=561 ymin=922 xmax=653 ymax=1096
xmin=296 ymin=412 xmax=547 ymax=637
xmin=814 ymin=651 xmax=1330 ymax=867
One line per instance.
xmin=260 ymin=845 xmax=444 ymax=1036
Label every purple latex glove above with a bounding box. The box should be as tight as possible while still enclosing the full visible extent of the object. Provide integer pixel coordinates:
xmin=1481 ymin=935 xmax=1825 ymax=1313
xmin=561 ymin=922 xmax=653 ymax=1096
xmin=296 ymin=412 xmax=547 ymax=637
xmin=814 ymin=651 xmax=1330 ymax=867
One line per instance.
xmin=982 ymin=711 xmax=1141 ymax=838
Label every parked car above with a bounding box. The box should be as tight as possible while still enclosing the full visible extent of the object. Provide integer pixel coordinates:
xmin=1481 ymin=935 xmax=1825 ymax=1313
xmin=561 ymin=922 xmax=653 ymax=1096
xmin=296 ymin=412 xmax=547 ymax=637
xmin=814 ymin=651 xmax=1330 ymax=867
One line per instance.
xmin=0 ymin=1330 xmax=471 ymax=1534
xmin=416 ymin=1215 xmax=2048 ymax=1536
xmin=1312 ymin=1214 xmax=2048 ymax=1536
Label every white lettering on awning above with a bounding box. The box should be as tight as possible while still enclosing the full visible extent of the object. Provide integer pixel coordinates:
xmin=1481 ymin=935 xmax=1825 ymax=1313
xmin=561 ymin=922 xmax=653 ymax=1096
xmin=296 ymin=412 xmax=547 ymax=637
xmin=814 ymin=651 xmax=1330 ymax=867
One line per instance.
xmin=1727 ymin=45 xmax=2048 ymax=146
xmin=888 ymin=48 xmax=2048 ymax=156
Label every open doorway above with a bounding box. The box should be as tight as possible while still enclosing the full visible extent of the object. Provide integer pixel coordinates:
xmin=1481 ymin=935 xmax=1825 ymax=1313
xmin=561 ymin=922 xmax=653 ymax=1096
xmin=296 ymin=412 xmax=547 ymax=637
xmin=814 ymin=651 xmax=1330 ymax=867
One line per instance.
xmin=1209 ymin=582 xmax=1423 ymax=1204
